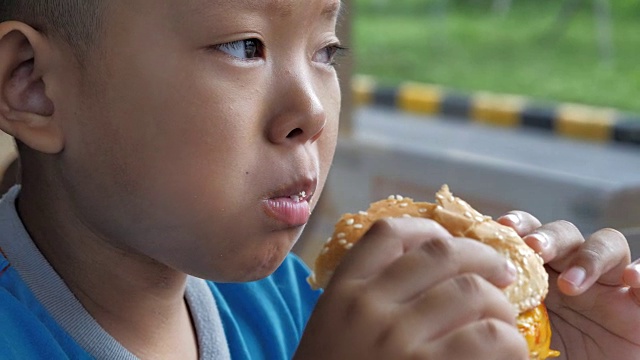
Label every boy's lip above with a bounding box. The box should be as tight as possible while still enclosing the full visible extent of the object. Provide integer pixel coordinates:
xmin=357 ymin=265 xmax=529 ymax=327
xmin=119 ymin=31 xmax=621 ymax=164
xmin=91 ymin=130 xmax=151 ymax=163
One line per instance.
xmin=262 ymin=177 xmax=317 ymax=227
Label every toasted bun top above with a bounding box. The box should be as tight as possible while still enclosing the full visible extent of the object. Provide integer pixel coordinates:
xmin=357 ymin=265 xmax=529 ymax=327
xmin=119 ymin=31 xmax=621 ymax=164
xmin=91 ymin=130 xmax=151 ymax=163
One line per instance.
xmin=308 ymin=185 xmax=549 ymax=314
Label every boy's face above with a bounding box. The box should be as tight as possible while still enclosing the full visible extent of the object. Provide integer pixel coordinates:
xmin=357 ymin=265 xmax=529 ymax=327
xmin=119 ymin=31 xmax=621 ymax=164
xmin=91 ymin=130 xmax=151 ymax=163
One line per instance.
xmin=58 ymin=0 xmax=342 ymax=280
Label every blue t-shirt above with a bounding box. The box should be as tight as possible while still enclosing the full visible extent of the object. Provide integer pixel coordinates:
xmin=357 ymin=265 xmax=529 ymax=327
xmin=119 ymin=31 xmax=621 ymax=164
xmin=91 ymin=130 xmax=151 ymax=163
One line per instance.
xmin=0 ymin=251 xmax=320 ymax=359
xmin=211 ymin=256 xmax=321 ymax=360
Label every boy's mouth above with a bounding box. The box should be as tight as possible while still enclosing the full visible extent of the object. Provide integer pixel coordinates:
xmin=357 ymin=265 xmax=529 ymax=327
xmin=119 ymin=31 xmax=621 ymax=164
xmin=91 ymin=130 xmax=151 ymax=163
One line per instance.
xmin=263 ymin=179 xmax=317 ymax=227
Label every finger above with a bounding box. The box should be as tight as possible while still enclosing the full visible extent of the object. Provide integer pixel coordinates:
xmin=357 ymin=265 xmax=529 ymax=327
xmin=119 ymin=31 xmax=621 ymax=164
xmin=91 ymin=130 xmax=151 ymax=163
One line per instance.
xmin=409 ymin=274 xmax=517 ymax=341
xmin=521 ymin=220 xmax=584 ymax=264
xmin=371 ymin=236 xmax=516 ymax=302
xmin=557 ymin=228 xmax=630 ymax=296
xmin=421 ymin=319 xmax=528 ymax=360
xmin=497 ymin=210 xmax=541 ymax=238
xmin=331 ymin=217 xmax=452 ymax=287
xmin=624 ymin=258 xmax=640 ymax=305
xmin=381 ymin=275 xmax=517 ymax=356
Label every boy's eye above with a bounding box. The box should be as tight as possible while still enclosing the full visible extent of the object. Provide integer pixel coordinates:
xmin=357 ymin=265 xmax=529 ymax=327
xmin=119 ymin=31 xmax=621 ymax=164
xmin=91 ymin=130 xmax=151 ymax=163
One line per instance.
xmin=215 ymin=39 xmax=264 ymax=60
xmin=313 ymin=44 xmax=346 ymax=66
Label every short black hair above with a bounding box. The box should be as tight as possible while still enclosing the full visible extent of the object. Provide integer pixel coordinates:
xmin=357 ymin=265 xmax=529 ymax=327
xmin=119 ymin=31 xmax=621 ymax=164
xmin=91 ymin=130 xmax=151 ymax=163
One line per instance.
xmin=0 ymin=0 xmax=104 ymax=60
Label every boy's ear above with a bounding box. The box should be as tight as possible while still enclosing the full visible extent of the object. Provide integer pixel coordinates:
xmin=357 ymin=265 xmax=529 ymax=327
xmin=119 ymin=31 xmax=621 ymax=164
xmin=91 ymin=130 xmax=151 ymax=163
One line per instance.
xmin=0 ymin=21 xmax=63 ymax=154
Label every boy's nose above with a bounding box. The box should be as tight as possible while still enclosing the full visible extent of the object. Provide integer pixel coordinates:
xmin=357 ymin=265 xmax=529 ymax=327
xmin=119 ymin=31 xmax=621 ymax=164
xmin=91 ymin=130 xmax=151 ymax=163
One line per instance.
xmin=266 ymin=70 xmax=327 ymax=145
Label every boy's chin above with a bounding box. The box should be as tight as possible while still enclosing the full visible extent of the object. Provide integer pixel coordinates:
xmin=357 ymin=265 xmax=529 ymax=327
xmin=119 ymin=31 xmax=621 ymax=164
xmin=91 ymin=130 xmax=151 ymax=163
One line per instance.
xmin=178 ymin=229 xmax=302 ymax=282
xmin=187 ymin=249 xmax=290 ymax=283
xmin=240 ymin=251 xmax=291 ymax=282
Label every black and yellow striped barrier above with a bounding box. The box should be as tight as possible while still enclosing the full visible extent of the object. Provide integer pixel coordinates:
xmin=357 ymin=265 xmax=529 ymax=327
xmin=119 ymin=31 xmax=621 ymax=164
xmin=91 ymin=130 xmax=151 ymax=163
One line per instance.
xmin=352 ymin=76 xmax=640 ymax=146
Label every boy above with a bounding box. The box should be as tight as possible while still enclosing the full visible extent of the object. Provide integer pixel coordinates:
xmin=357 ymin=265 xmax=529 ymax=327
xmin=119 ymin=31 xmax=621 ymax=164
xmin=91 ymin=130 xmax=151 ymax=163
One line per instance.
xmin=0 ymin=0 xmax=639 ymax=359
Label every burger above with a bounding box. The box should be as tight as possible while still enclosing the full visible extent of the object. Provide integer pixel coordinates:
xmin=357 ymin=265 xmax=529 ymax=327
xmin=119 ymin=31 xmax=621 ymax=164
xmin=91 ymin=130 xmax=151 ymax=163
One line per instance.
xmin=308 ymin=185 xmax=559 ymax=359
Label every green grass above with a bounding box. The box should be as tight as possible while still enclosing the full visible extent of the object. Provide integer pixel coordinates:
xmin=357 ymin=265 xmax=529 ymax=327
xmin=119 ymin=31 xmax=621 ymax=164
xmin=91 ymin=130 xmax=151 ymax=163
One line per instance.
xmin=351 ymin=0 xmax=640 ymax=113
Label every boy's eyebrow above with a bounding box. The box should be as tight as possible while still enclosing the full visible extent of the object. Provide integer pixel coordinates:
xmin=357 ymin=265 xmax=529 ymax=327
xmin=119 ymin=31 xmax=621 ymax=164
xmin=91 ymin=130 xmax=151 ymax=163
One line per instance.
xmin=232 ymin=0 xmax=342 ymax=19
xmin=189 ymin=0 xmax=341 ymax=22
xmin=321 ymin=0 xmax=342 ymax=19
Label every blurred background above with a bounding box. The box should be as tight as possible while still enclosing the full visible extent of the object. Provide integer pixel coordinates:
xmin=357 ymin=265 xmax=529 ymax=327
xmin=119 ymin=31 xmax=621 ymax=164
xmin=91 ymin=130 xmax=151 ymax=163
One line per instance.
xmin=353 ymin=0 xmax=638 ymax=112
xmin=295 ymin=0 xmax=640 ymax=264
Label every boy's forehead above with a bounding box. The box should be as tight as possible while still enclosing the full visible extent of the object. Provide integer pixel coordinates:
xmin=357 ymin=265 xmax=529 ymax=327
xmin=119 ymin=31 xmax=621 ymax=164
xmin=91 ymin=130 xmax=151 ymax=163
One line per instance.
xmin=186 ymin=0 xmax=341 ymax=19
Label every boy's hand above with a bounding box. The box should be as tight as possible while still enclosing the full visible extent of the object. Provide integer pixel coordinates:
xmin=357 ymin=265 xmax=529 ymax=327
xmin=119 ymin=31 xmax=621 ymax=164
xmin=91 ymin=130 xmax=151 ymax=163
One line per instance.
xmin=296 ymin=217 xmax=528 ymax=360
xmin=499 ymin=212 xmax=640 ymax=360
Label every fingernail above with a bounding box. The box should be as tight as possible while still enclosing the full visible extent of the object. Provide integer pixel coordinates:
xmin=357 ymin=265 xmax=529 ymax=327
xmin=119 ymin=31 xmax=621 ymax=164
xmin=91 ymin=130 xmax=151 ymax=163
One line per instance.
xmin=506 ymin=259 xmax=517 ymax=279
xmin=497 ymin=259 xmax=518 ymax=286
xmin=525 ymin=232 xmax=550 ymax=252
xmin=501 ymin=213 xmax=520 ymax=226
xmin=561 ymin=266 xmax=587 ymax=288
